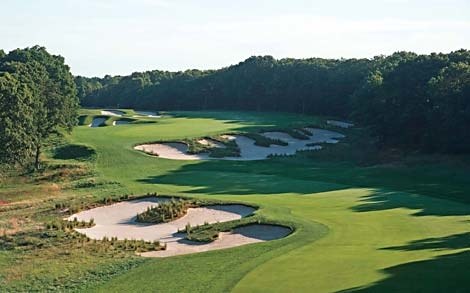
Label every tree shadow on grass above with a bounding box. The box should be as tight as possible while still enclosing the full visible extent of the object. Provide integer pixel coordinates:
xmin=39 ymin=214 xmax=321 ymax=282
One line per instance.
xmin=136 ymin=160 xmax=347 ymax=196
xmin=383 ymin=232 xmax=470 ymax=252
xmin=342 ymin=231 xmax=470 ymax=292
xmin=351 ymin=189 xmax=470 ymax=217
xmin=53 ymin=144 xmax=96 ymax=161
xmin=341 ymin=250 xmax=470 ymax=292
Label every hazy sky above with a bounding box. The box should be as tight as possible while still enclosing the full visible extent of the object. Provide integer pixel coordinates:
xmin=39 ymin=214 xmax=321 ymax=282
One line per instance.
xmin=2 ymin=0 xmax=469 ymax=77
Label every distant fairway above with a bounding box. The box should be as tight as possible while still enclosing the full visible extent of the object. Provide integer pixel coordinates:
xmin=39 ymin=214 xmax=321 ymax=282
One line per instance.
xmin=59 ymin=111 xmax=470 ymax=291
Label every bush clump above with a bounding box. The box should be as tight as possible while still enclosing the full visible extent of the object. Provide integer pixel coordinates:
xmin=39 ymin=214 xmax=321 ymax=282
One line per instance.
xmin=283 ymin=128 xmax=310 ymax=140
xmin=243 ymin=133 xmax=288 ymax=147
xmin=136 ymin=198 xmax=190 ymax=223
xmin=208 ymin=136 xmax=240 ymax=158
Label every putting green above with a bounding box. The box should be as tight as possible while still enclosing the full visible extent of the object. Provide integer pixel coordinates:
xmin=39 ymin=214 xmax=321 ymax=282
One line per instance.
xmin=69 ymin=111 xmax=470 ymax=292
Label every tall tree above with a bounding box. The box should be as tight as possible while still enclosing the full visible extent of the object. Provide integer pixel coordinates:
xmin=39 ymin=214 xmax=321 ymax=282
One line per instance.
xmin=0 ymin=73 xmax=35 ymax=167
xmin=0 ymin=46 xmax=78 ymax=169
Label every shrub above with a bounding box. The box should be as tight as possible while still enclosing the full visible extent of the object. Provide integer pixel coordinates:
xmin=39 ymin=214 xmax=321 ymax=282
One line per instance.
xmin=243 ymin=133 xmax=288 ymax=147
xmin=136 ymin=198 xmax=190 ymax=224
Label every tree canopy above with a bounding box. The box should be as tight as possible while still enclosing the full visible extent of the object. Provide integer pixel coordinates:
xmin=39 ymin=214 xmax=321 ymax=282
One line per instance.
xmin=0 ymin=46 xmax=78 ymax=169
xmin=78 ymin=50 xmax=470 ymax=154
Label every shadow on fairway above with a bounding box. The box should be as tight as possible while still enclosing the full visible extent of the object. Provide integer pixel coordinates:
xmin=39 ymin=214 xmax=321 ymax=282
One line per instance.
xmin=53 ymin=144 xmax=96 ymax=161
xmin=169 ymin=110 xmax=323 ymax=130
xmin=351 ymin=189 xmax=470 ymax=217
xmin=341 ymin=251 xmax=470 ymax=292
xmin=137 ymin=159 xmax=347 ymax=195
xmin=342 ymin=232 xmax=470 ymax=292
xmin=382 ymin=232 xmax=470 ymax=251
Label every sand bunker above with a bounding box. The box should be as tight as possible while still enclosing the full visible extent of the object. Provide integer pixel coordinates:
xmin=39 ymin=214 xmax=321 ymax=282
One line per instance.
xmin=134 ymin=111 xmax=161 ymax=118
xmin=113 ymin=120 xmax=130 ymax=126
xmin=134 ymin=143 xmax=210 ymax=160
xmin=134 ymin=128 xmax=345 ymax=160
xmin=101 ymin=110 xmax=124 ymax=116
xmin=141 ymin=224 xmax=291 ymax=257
xmin=197 ymin=138 xmax=226 ymax=148
xmin=89 ymin=117 xmax=106 ymax=127
xmin=67 ymin=198 xmax=285 ymax=257
xmin=304 ymin=128 xmax=345 ymax=143
xmin=327 ymin=120 xmax=354 ymax=128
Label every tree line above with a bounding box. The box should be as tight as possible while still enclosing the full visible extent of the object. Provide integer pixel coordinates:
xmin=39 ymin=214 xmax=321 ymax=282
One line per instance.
xmin=0 ymin=46 xmax=78 ymax=169
xmin=77 ymin=50 xmax=470 ymax=153
xmin=1 ymin=46 xmax=468 ymax=170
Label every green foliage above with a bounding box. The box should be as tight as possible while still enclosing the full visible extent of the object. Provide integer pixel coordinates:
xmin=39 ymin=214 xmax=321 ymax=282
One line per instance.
xmin=78 ymin=114 xmax=94 ymax=125
xmin=77 ymin=56 xmax=371 ymax=117
xmin=208 ymin=136 xmax=240 ymax=158
xmin=352 ymin=50 xmax=470 ymax=153
xmin=184 ymin=215 xmax=271 ymax=242
xmin=184 ymin=139 xmax=213 ymax=154
xmin=77 ymin=50 xmax=470 ymax=154
xmin=4 ymin=111 xmax=470 ymax=291
xmin=0 ymin=73 xmax=35 ymax=166
xmin=275 ymin=128 xmax=310 ymax=140
xmin=136 ymin=198 xmax=190 ymax=223
xmin=0 ymin=46 xmax=79 ymax=169
xmin=243 ymin=133 xmax=288 ymax=147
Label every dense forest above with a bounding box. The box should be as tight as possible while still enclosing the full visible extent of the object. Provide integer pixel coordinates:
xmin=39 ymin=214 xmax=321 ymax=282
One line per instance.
xmin=0 ymin=46 xmax=78 ymax=169
xmin=0 ymin=46 xmax=468 ymax=168
xmin=77 ymin=50 xmax=470 ymax=153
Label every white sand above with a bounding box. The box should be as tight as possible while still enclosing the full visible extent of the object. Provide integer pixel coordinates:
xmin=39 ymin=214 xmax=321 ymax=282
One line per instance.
xmin=221 ymin=134 xmax=236 ymax=140
xmin=101 ymin=110 xmax=124 ymax=116
xmin=68 ymin=198 xmax=255 ymax=242
xmin=134 ymin=143 xmax=210 ymax=160
xmin=197 ymin=138 xmax=226 ymax=148
xmin=67 ymin=198 xmax=289 ymax=258
xmin=304 ymin=128 xmax=345 ymax=143
xmin=89 ymin=117 xmax=106 ymax=127
xmin=141 ymin=224 xmax=291 ymax=257
xmin=327 ymin=120 xmax=354 ymax=128
xmin=134 ymin=128 xmax=344 ymax=160
xmin=135 ymin=111 xmax=161 ymax=118
xmin=113 ymin=120 xmax=130 ymax=126
xmin=67 ymin=198 xmax=282 ymax=257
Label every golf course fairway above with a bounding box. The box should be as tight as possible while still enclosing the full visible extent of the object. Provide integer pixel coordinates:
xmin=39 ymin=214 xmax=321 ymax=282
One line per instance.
xmin=4 ymin=110 xmax=469 ymax=292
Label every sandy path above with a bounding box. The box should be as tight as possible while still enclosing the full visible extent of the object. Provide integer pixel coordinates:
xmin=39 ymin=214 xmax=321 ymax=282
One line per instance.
xmin=101 ymin=110 xmax=124 ymax=116
xmin=89 ymin=117 xmax=106 ymax=127
xmin=327 ymin=120 xmax=354 ymax=128
xmin=134 ymin=128 xmax=344 ymax=160
xmin=141 ymin=224 xmax=291 ymax=257
xmin=68 ymin=198 xmax=255 ymax=242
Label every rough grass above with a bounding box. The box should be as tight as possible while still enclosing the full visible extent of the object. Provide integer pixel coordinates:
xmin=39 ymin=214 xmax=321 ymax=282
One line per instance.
xmin=136 ymin=198 xmax=190 ymax=224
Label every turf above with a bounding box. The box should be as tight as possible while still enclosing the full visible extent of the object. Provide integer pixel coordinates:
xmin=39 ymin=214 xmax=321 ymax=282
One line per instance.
xmin=2 ymin=110 xmax=470 ymax=292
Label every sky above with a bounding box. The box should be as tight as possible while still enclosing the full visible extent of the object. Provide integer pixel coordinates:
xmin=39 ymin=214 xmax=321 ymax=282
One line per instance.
xmin=1 ymin=0 xmax=469 ymax=77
